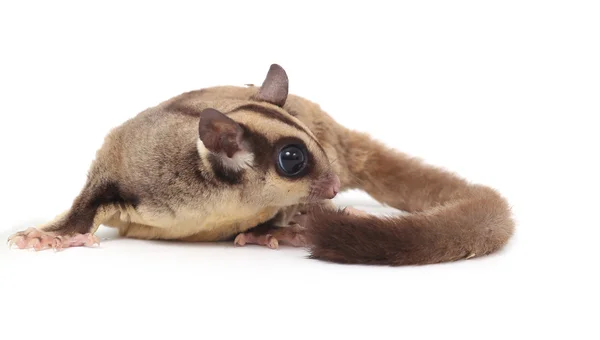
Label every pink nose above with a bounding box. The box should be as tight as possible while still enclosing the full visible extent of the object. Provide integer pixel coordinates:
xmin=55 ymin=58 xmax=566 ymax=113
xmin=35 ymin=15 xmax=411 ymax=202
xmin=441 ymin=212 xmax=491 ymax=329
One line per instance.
xmin=324 ymin=174 xmax=341 ymax=199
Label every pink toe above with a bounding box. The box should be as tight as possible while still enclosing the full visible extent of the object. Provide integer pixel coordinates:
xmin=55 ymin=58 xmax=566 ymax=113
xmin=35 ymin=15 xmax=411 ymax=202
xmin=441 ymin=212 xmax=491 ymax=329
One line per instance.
xmin=15 ymin=236 xmax=28 ymax=249
xmin=234 ymin=234 xmax=247 ymax=246
xmin=266 ymin=235 xmax=279 ymax=249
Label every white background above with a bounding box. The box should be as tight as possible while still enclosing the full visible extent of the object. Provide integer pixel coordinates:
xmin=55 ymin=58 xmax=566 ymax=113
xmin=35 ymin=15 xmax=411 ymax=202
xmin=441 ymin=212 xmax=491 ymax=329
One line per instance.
xmin=1 ymin=1 xmax=598 ymax=339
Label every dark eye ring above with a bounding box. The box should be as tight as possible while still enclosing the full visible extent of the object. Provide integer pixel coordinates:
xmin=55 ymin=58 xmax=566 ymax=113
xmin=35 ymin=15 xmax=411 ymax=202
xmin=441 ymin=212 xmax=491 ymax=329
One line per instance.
xmin=277 ymin=144 xmax=308 ymax=177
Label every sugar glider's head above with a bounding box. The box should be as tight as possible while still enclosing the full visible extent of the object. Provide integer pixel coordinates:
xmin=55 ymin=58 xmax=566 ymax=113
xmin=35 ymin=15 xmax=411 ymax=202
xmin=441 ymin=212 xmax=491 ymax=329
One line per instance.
xmin=196 ymin=64 xmax=340 ymax=207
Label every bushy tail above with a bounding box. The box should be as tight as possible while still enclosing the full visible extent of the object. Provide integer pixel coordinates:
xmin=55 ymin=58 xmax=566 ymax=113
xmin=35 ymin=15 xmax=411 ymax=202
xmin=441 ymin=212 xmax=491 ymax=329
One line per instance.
xmin=306 ymin=129 xmax=514 ymax=265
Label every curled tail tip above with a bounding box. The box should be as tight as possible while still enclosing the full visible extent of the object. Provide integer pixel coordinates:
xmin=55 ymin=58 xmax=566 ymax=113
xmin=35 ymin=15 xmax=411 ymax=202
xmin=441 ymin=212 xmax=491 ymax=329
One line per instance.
xmin=305 ymin=194 xmax=514 ymax=266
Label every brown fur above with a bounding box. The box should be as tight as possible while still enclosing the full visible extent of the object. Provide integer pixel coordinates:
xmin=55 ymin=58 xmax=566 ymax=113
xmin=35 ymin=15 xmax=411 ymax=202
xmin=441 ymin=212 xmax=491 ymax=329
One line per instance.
xmin=306 ymin=187 xmax=513 ymax=265
xmin=9 ymin=64 xmax=514 ymax=265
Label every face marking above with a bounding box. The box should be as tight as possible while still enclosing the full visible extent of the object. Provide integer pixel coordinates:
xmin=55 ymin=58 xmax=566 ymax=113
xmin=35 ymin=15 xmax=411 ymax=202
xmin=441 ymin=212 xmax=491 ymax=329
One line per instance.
xmin=230 ymin=104 xmax=323 ymax=150
xmin=207 ymin=153 xmax=244 ymax=185
xmin=238 ymin=124 xmax=272 ymax=172
xmin=228 ymin=109 xmax=331 ymax=180
xmin=196 ymin=135 xmax=254 ymax=185
xmin=185 ymin=98 xmax=335 ymax=206
xmin=196 ymin=138 xmax=214 ymax=172
xmin=223 ymin=151 xmax=254 ymax=170
xmin=231 ymin=104 xmax=328 ymax=159
xmin=165 ymin=100 xmax=326 ymax=159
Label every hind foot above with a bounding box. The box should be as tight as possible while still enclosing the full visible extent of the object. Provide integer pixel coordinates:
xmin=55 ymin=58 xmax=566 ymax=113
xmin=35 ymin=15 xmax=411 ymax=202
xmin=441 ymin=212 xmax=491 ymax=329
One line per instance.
xmin=234 ymin=232 xmax=279 ymax=249
xmin=7 ymin=227 xmax=99 ymax=251
xmin=234 ymin=224 xmax=307 ymax=249
xmin=233 ymin=205 xmax=367 ymax=250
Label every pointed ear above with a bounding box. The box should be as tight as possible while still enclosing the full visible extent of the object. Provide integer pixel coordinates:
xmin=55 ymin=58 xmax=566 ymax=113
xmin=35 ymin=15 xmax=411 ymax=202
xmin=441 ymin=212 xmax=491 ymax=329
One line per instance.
xmin=198 ymin=108 xmax=244 ymax=158
xmin=254 ymin=64 xmax=289 ymax=107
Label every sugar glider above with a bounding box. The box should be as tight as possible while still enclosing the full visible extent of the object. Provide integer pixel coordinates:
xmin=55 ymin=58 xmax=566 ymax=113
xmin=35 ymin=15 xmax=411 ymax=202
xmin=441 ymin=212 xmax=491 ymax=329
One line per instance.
xmin=7 ymin=64 xmax=514 ymax=265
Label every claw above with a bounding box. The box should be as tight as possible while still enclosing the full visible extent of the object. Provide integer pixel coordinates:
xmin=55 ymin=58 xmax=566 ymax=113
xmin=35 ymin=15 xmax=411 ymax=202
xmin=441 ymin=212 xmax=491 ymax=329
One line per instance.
xmin=234 ymin=234 xmax=246 ymax=247
xmin=8 ymin=228 xmax=98 ymax=251
xmin=51 ymin=237 xmax=63 ymax=252
xmin=30 ymin=238 xmax=42 ymax=251
xmin=86 ymin=234 xmax=100 ymax=247
xmin=84 ymin=235 xmax=91 ymax=246
xmin=7 ymin=232 xmax=21 ymax=247
xmin=266 ymin=235 xmax=279 ymax=249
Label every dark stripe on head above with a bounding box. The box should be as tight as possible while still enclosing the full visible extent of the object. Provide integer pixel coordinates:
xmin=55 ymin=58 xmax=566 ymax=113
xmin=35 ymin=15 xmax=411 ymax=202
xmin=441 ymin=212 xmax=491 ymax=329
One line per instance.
xmin=239 ymin=123 xmax=273 ymax=173
xmin=231 ymin=104 xmax=310 ymax=137
xmin=231 ymin=104 xmax=326 ymax=155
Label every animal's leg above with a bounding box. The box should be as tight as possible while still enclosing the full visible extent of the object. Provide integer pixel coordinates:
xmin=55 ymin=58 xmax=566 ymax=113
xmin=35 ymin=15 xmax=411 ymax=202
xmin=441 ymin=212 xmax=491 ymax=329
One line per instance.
xmin=7 ymin=228 xmax=99 ymax=251
xmin=8 ymin=184 xmax=119 ymax=251
xmin=233 ymin=203 xmax=371 ymax=250
xmin=232 ymin=202 xmax=340 ymax=249
xmin=233 ymin=204 xmax=309 ymax=249
xmin=233 ymin=223 xmax=306 ymax=249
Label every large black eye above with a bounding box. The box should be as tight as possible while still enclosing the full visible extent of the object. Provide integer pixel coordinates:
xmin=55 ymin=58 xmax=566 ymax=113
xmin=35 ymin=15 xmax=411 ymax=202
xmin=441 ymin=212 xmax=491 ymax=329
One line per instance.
xmin=277 ymin=144 xmax=307 ymax=176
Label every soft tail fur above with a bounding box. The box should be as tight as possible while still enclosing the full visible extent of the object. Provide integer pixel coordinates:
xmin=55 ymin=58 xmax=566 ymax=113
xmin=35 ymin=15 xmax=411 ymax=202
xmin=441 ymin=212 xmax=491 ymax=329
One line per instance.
xmin=306 ymin=129 xmax=515 ymax=265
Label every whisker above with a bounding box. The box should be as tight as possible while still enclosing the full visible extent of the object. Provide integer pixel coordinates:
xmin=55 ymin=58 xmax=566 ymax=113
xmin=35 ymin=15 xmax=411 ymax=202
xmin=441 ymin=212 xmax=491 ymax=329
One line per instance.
xmin=245 ymin=161 xmax=258 ymax=171
xmin=328 ymin=157 xmax=339 ymax=168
